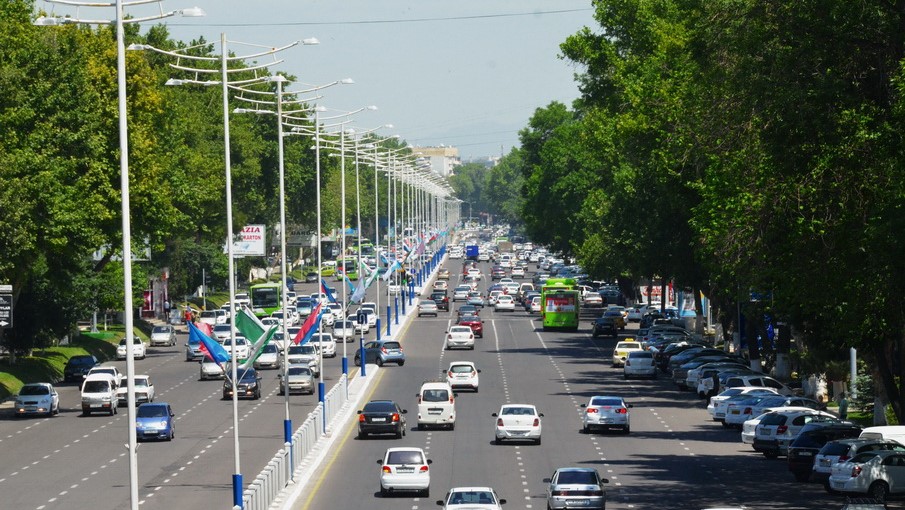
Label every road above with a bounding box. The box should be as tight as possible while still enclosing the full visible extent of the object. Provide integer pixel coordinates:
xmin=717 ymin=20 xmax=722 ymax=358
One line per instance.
xmin=291 ymin=260 xmax=863 ymax=510
xmin=0 ymin=277 xmax=374 ymax=510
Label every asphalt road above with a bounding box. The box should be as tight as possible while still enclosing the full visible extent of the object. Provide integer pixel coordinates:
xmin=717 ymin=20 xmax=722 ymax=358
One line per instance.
xmin=0 ymin=277 xmax=378 ymax=510
xmin=290 ymin=261 xmax=875 ymax=510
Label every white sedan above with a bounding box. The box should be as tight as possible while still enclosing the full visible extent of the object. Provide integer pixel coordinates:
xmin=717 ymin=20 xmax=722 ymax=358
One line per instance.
xmin=437 ymin=487 xmax=507 ymax=509
xmin=222 ymin=336 xmax=250 ymax=360
xmin=495 ymin=295 xmax=516 ymax=312
xmin=116 ymin=375 xmax=155 ymax=406
xmin=445 ymin=326 xmax=476 ymax=350
xmin=493 ymin=404 xmax=542 ymax=445
xmin=200 ymin=359 xmax=226 ymax=380
xmin=116 ymin=338 xmax=146 ymax=360
xmin=379 ymin=447 xmax=431 ymax=497
xmin=310 ymin=332 xmax=337 ymax=358
xmin=446 ymin=361 xmax=480 ymax=392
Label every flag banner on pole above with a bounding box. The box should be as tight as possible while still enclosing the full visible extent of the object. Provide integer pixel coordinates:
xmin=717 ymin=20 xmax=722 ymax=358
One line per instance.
xmin=350 ymin=277 xmax=367 ymax=304
xmin=196 ymin=321 xmax=213 ymax=337
xmin=297 ymin=311 xmax=323 ymax=347
xmin=342 ymin=273 xmax=356 ymax=292
xmin=239 ymin=325 xmax=277 ymax=371
xmin=188 ymin=321 xmax=230 ymax=365
xmin=382 ymin=260 xmax=401 ymax=281
xmin=293 ymin=302 xmax=322 ymax=344
xmin=321 ymin=279 xmax=337 ymax=303
xmin=234 ymin=306 xmax=265 ymax=343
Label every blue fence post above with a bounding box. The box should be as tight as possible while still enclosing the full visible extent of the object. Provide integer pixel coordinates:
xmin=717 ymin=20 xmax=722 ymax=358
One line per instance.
xmin=401 ymin=287 xmax=407 ymax=315
xmin=386 ymin=305 xmax=392 ymax=336
xmin=394 ymin=297 xmax=399 ymax=325
xmin=376 ymin=317 xmax=382 ymax=341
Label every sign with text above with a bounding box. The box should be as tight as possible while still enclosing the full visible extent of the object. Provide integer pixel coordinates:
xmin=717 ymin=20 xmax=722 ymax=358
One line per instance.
xmin=231 ymin=225 xmax=266 ymax=256
xmin=0 ymin=293 xmax=12 ymax=328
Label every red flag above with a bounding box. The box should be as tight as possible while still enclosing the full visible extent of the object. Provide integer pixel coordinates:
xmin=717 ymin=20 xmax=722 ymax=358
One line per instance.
xmin=293 ymin=302 xmax=322 ymax=344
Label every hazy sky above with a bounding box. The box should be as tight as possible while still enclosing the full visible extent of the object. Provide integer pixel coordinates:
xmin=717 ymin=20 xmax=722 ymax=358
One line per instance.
xmin=41 ymin=0 xmax=595 ymax=160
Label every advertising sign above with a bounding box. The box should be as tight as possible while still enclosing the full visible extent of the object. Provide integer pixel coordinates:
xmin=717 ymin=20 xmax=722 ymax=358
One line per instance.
xmin=232 ymin=225 xmax=266 ymax=256
xmin=545 ymin=296 xmax=576 ymax=313
xmin=0 ymin=285 xmax=12 ymax=328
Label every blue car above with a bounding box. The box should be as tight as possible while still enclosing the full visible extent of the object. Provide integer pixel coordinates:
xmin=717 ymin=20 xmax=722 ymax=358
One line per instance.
xmin=136 ymin=403 xmax=175 ymax=441
xmin=355 ymin=340 xmax=405 ymax=367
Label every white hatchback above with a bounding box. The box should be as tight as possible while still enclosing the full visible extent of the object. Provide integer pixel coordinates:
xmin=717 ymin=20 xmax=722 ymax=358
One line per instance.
xmin=445 ymin=326 xmax=476 ymax=350
xmin=623 ymin=351 xmax=657 ymax=379
xmin=495 ymin=295 xmax=516 ymax=312
xmin=446 ymin=361 xmax=480 ymax=392
xmin=378 ymin=447 xmax=432 ymax=497
xmin=493 ymin=404 xmax=542 ymax=445
xmin=310 ymin=332 xmax=336 ymax=358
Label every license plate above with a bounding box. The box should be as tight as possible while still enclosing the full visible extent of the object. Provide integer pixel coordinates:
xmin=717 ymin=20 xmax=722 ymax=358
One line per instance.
xmin=371 ymin=417 xmax=386 ymax=422
xmin=798 ymin=451 xmax=813 ymax=457
xmin=730 ymin=410 xmax=739 ymax=415
xmin=566 ymin=500 xmax=590 ymax=506
xmin=428 ymin=409 xmax=442 ymax=415
xmin=396 ymin=467 xmax=414 ymax=473
xmin=90 ymin=404 xmax=103 ymax=408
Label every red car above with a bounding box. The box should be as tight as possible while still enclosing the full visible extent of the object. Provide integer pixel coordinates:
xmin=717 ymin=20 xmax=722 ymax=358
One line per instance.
xmin=457 ymin=314 xmax=484 ymax=338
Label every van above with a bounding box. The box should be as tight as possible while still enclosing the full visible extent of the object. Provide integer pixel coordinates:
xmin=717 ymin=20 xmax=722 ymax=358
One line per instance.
xmin=81 ymin=373 xmax=118 ymax=416
xmin=859 ymin=426 xmax=905 ymax=445
xmin=723 ymin=374 xmax=793 ymax=396
xmin=416 ymin=381 xmax=456 ymax=430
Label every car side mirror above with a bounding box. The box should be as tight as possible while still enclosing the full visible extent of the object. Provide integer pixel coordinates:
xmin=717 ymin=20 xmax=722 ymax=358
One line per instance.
xmin=580 ymin=403 xmax=587 ymax=408
xmin=436 ymin=501 xmax=445 ymax=506
xmin=601 ymin=478 xmax=609 ymax=484
xmin=376 ymin=459 xmax=383 ymax=465
xmin=542 ymin=478 xmax=551 ymax=483
xmin=492 ymin=412 xmax=498 ymax=417
xmin=477 ymin=369 xmax=482 ymax=373
xmin=539 ymin=413 xmax=545 ymax=417
xmin=170 ymin=411 xmax=175 ymax=417
xmin=499 ymin=499 xmax=507 ymax=505
xmin=628 ymin=404 xmax=634 ymax=408
xmin=427 ymin=459 xmax=433 ymax=464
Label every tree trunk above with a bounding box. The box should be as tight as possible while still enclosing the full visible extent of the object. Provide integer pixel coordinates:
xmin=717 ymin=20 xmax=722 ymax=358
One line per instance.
xmin=873 ymin=340 xmax=903 ymax=424
xmin=774 ymin=324 xmax=791 ymax=381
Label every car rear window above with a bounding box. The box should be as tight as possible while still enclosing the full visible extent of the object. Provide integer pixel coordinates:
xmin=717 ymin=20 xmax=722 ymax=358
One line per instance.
xmin=450 ymin=365 xmax=474 ymax=373
xmin=557 ymin=471 xmax=598 ymax=485
xmin=382 ymin=342 xmax=401 ymax=349
xmin=760 ymin=413 xmax=789 ymax=426
xmin=628 ymin=352 xmax=652 ymax=359
xmin=819 ymin=442 xmax=853 ymax=456
xmin=387 ymin=450 xmax=424 ymax=465
xmin=591 ymin=398 xmax=623 ymax=407
xmin=422 ymin=389 xmax=449 ymax=402
xmin=364 ymin=402 xmax=396 ymax=413
xmin=792 ymin=432 xmax=830 ymax=448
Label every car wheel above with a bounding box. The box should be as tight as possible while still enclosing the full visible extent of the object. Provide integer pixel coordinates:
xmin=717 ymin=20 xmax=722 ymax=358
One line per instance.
xmin=720 ymin=421 xmax=732 ymax=429
xmin=592 ymin=331 xmax=599 ymax=338
xmin=376 ymin=358 xmax=384 ymax=367
xmin=535 ymin=437 xmax=542 ymax=445
xmin=417 ymin=423 xmax=424 ymax=431
xmin=354 ymin=358 xmax=361 ymax=366
xmin=823 ymin=481 xmax=837 ymax=494
xmin=494 ymin=437 xmax=502 ymax=445
xmin=110 ymin=407 xmax=116 ymax=416
xmin=764 ymin=450 xmax=778 ymax=459
xmin=869 ymin=480 xmax=889 ymax=502
xmin=379 ymin=485 xmax=388 ymax=497
xmin=474 ymin=386 xmax=479 ymax=393
xmin=421 ymin=487 xmax=430 ymax=498
xmin=358 ymin=430 xmax=367 ymax=439
xmin=581 ymin=424 xmax=589 ymax=434
xmin=449 ymin=422 xmax=455 ymax=431
xmin=624 ymin=426 xmax=630 ymax=434
xmin=793 ymin=471 xmax=810 ymax=483
xmin=395 ymin=428 xmax=402 ymax=439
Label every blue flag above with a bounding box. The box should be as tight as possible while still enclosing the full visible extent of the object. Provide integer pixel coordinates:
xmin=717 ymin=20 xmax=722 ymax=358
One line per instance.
xmin=298 ymin=310 xmax=324 ymax=347
xmin=188 ymin=321 xmax=231 ymax=365
xmin=321 ymin=279 xmax=337 ymax=303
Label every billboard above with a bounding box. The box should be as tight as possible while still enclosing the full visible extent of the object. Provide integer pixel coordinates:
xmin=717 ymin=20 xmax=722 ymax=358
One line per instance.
xmin=231 ymin=225 xmax=266 ymax=256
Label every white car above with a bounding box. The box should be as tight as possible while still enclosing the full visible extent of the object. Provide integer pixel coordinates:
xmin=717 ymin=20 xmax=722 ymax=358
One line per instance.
xmin=260 ymin=317 xmax=280 ymax=329
xmin=199 ymin=358 xmax=226 ymax=380
xmin=310 ymin=332 xmax=336 ymax=358
xmin=332 ymin=320 xmax=356 ymax=342
xmin=529 ymin=296 xmax=541 ymax=313
xmin=234 ymin=293 xmax=250 ymax=306
xmin=445 ymin=326 xmax=476 ymax=350
xmin=626 ymin=306 xmax=645 ymax=322
xmin=222 ymin=336 xmax=250 ymax=360
xmin=495 ymin=295 xmax=515 ymax=312
xmin=387 ymin=282 xmax=402 ymax=295
xmin=14 ymin=383 xmax=60 ymax=417
xmin=623 ymin=351 xmax=657 ymax=379
xmin=360 ymin=301 xmax=378 ymax=314
xmin=452 ymin=285 xmax=471 ymax=302
xmin=253 ymin=343 xmax=281 ymax=370
xmin=829 ymin=450 xmax=905 ymax=501
xmin=116 ymin=337 xmax=146 ymax=360
xmin=116 ymin=375 xmax=154 ymax=406
xmin=493 ymin=404 xmax=542 ymax=445
xmin=326 ymin=303 xmax=345 ymax=321
xmin=753 ymin=408 xmax=841 ymax=458
xmin=446 ymin=361 xmax=480 ymax=392
xmin=707 ymin=387 xmax=779 ymax=419
xmin=487 ymin=290 xmax=503 ymax=307
xmin=510 ymin=266 xmax=525 ymax=278
xmin=379 ymin=447 xmax=432 ymax=497
xmin=437 ymin=487 xmax=507 ymax=509
xmin=466 ymin=268 xmax=482 ymax=280
xmin=149 ymin=325 xmax=177 ymax=347
xmin=611 ymin=341 xmax=643 ymax=367
xmin=212 ymin=324 xmax=235 ymax=343
xmin=741 ymin=413 xmax=768 ymax=445
xmin=723 ymin=396 xmax=823 ymax=428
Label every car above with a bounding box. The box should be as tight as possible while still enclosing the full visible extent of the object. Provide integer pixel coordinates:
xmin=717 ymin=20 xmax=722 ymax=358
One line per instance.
xmin=754 ymin=409 xmax=843 ymax=458
xmin=355 ymin=340 xmax=406 ymax=366
xmin=583 ymin=293 xmax=603 ymax=307
xmin=14 ymin=383 xmax=60 ymax=417
xmin=813 ymin=438 xmax=905 ymax=488
xmin=602 ymin=309 xmax=626 ymax=330
xmin=199 ymin=358 xmax=226 ymax=380
xmin=491 ymin=267 xmax=506 ymax=280
xmin=135 ymin=402 xmax=175 ymax=441
xmin=787 ymin=423 xmax=863 ymax=482
xmin=466 ymin=292 xmax=486 ymax=308
xmin=310 ymin=332 xmax=337 ymax=358
xmin=626 ymin=306 xmax=645 ymax=322
xmin=417 ymin=380 xmax=456 ymax=430
xmin=495 ymin=295 xmax=516 ymax=312
xmin=358 ymin=400 xmax=407 ymax=439
xmin=581 ymin=396 xmax=632 ymax=434
xmin=116 ymin=337 xmax=147 ymax=360
xmin=493 ymin=404 xmax=542 ymax=445
xmin=611 ymin=341 xmax=643 ymax=367
xmin=829 ymin=450 xmax=905 ymax=502
xmin=623 ymin=351 xmax=657 ymax=379
xmin=723 ymin=374 xmax=794 ymax=396
xmin=149 ymin=325 xmax=177 ymax=347
xmin=222 ymin=336 xmax=250 ymax=360
xmin=223 ymin=368 xmax=262 ymax=399
xmin=379 ymin=447 xmax=431 ymax=497
xmin=446 ymin=325 xmax=476 ymax=350
xmin=64 ymin=354 xmax=98 ymax=382
xmin=211 ymin=324 xmax=235 ymax=343
xmin=510 ymin=266 xmax=525 ymax=278
xmin=81 ymin=373 xmax=118 ymax=416
xmin=305 ymin=271 xmax=318 ymax=283
xmin=234 ymin=292 xmax=250 ymax=306
xmin=724 ymin=395 xmax=824 ymax=428
xmin=446 ymin=361 xmax=480 ymax=392
xmin=430 ymin=291 xmax=450 ymax=311
xmin=457 ymin=304 xmax=480 ymax=317
xmin=326 ymin=303 xmax=345 ymax=321
xmin=287 ymin=344 xmax=320 ymax=376
xmin=332 ymin=320 xmax=356 ymax=343
xmin=198 ymin=310 xmax=220 ymax=326
xmin=452 ymin=285 xmax=472 ymax=302
xmin=433 ymin=280 xmax=449 ymax=291
xmin=278 ymin=365 xmax=315 ymax=395
xmin=466 ymin=268 xmax=482 ymax=280
xmin=487 ymin=290 xmax=503 ymax=307
xmin=437 ymin=268 xmax=450 ymax=280
xmin=708 ymin=387 xmax=779 ymax=419
xmin=387 ymin=281 xmax=402 ymax=295
xmin=457 ymin=314 xmax=484 ymax=338
xmin=116 ymin=374 xmax=155 ymax=406
xmin=437 ymin=487 xmax=506 ymax=509
xmin=545 ymin=467 xmax=607 ymax=510
xmin=352 ymin=312 xmax=371 ymax=335
xmin=419 ymin=299 xmax=439 ymax=317
xmin=253 ymin=343 xmax=281 ymax=370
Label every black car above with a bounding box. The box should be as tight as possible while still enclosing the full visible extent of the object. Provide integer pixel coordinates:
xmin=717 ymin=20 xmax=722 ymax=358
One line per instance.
xmin=787 ymin=423 xmax=862 ymax=482
xmin=357 ymin=400 xmax=407 ymax=439
xmin=430 ymin=291 xmax=450 ymax=311
xmin=591 ymin=317 xmax=618 ymax=338
xmin=223 ymin=368 xmax=261 ymax=400
xmin=64 ymin=354 xmax=98 ymax=382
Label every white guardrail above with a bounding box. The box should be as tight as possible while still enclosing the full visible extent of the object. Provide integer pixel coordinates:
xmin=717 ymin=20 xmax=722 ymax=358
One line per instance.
xmin=241 ymin=374 xmax=348 ymax=510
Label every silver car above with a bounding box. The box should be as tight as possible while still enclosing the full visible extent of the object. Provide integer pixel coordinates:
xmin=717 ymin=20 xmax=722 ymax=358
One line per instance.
xmin=545 ymin=467 xmax=607 ymax=510
xmin=253 ymin=343 xmax=281 ymax=370
xmin=418 ymin=300 xmax=439 ymax=317
xmin=149 ymin=325 xmax=177 ymax=347
xmin=278 ymin=365 xmax=314 ymax=395
xmin=580 ymin=396 xmax=632 ymax=434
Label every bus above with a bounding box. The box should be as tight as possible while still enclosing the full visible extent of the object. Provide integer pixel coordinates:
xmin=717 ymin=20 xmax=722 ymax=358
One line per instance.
xmin=334 ymin=257 xmax=359 ymax=281
xmin=541 ymin=278 xmax=580 ymax=331
xmin=250 ymin=282 xmax=282 ymax=318
xmin=357 ymin=242 xmax=375 ymax=258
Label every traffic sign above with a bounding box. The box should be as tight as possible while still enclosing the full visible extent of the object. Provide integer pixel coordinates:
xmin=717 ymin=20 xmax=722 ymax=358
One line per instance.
xmin=0 ymin=294 xmax=12 ymax=329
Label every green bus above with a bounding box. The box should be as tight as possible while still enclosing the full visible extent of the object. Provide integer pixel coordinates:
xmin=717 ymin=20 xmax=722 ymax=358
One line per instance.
xmin=541 ymin=278 xmax=580 ymax=331
xmin=250 ymin=282 xmax=282 ymax=318
xmin=334 ymin=257 xmax=359 ymax=281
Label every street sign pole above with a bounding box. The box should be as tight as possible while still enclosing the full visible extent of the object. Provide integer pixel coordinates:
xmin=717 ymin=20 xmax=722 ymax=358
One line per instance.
xmin=0 ymin=284 xmax=12 ymax=329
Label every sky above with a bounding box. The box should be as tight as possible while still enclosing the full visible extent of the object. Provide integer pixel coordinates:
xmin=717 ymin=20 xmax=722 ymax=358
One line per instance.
xmin=40 ymin=0 xmax=595 ymax=161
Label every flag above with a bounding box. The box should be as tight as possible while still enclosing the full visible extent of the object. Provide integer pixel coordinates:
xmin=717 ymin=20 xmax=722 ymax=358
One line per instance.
xmin=402 ymin=238 xmax=413 ymax=253
xmin=321 ymin=279 xmax=337 ymax=303
xmin=414 ymin=238 xmax=426 ymax=256
xmin=239 ymin=325 xmax=277 ymax=371
xmin=342 ymin=273 xmax=356 ymax=292
xmin=188 ymin=321 xmax=230 ymax=365
xmin=297 ymin=310 xmax=324 ymax=347
xmin=293 ymin=302 xmax=322 ymax=345
xmin=196 ymin=321 xmax=213 ymax=337
xmin=383 ymin=260 xmax=401 ymax=281
xmin=234 ymin=306 xmax=265 ymax=342
xmin=359 ymin=260 xmax=373 ymax=278
xmin=350 ymin=277 xmax=367 ymax=304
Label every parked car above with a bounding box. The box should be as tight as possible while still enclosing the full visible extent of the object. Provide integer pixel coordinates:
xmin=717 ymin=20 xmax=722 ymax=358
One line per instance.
xmin=355 ymin=340 xmax=406 ymax=366
xmin=708 ymin=387 xmax=779 ymax=420
xmin=278 ymin=365 xmax=315 ymax=395
xmin=623 ymin=351 xmax=657 ymax=379
xmin=581 ymin=396 xmax=632 ymax=434
xmin=149 ymin=325 xmax=177 ymax=347
xmin=14 ymin=382 xmax=60 ymax=417
xmin=754 ymin=409 xmax=842 ymax=458
xmin=437 ymin=487 xmax=506 ymax=509
xmin=135 ymin=402 xmax=175 ymax=441
xmin=724 ymin=395 xmax=824 ymax=428
xmin=545 ymin=467 xmax=607 ymax=510
xmin=446 ymin=361 xmax=480 ymax=392
xmin=493 ymin=404 xmax=542 ymax=445
xmin=612 ymin=341 xmax=643 ymax=367
xmin=829 ymin=450 xmax=905 ymax=502
xmin=787 ymin=423 xmax=863 ymax=482
xmin=813 ymin=438 xmax=905 ymax=488
xmin=358 ymin=400 xmax=407 ymax=439
xmin=723 ymin=374 xmax=794 ymax=396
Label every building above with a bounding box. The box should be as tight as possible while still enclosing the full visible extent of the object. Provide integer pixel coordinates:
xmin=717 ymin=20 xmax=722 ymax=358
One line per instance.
xmin=410 ymin=145 xmax=461 ymax=177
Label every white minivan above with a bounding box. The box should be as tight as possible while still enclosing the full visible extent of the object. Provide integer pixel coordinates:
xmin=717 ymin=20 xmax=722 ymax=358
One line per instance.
xmin=859 ymin=426 xmax=905 ymax=445
xmin=416 ymin=381 xmax=456 ymax=430
xmin=81 ymin=373 xmax=118 ymax=416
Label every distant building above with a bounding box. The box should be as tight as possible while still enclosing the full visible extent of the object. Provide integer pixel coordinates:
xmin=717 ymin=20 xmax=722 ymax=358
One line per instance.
xmin=410 ymin=145 xmax=460 ymax=177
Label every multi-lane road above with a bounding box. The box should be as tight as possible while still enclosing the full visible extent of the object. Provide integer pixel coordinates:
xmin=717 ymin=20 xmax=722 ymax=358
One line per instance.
xmin=0 ymin=259 xmax=882 ymax=509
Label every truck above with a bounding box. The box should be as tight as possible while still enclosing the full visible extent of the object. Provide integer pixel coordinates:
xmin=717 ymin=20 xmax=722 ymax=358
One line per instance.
xmin=465 ymin=245 xmax=480 ymax=260
xmin=496 ymin=241 xmax=513 ymax=253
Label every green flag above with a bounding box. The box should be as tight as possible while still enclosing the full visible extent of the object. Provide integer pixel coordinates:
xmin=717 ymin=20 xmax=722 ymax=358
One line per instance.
xmin=234 ymin=306 xmax=265 ymax=341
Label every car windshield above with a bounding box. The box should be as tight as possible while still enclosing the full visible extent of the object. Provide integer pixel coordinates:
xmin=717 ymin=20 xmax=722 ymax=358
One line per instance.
xmin=290 ymin=345 xmax=316 ymax=355
xmin=760 ymin=413 xmax=789 ymax=426
xmin=287 ymin=367 xmax=311 ymax=376
xmin=852 ymin=452 xmax=882 ymax=464
xmin=459 ymin=315 xmax=480 ymax=322
xmin=83 ymin=381 xmax=110 ymax=392
xmin=629 ymin=352 xmax=652 ymax=359
xmin=557 ymin=471 xmax=598 ymax=485
xmin=590 ymin=398 xmax=624 ymax=407
xmin=69 ymin=356 xmax=95 ymax=366
xmin=422 ymin=389 xmax=449 ymax=402
xmin=19 ymin=385 xmax=50 ymax=396
xmin=363 ymin=401 xmax=397 ymax=413
xmin=239 ymin=371 xmax=257 ymax=382
xmin=387 ymin=450 xmax=424 ymax=465
xmin=262 ymin=344 xmax=278 ymax=353
xmin=152 ymin=326 xmax=171 ymax=334
xmin=137 ymin=405 xmax=168 ymax=418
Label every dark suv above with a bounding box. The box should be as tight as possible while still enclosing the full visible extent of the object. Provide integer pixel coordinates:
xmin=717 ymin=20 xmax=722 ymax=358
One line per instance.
xmin=787 ymin=423 xmax=862 ymax=482
xmin=591 ymin=317 xmax=618 ymax=338
xmin=431 ymin=291 xmax=450 ymax=311
xmin=64 ymin=355 xmax=98 ymax=382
